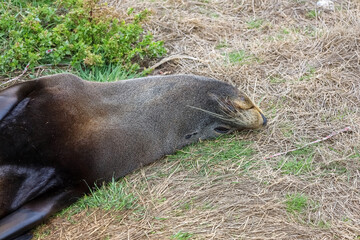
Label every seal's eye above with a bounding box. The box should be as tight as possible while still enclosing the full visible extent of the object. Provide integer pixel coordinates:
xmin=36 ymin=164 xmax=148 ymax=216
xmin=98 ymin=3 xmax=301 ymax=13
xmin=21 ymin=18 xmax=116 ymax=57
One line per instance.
xmin=185 ymin=132 xmax=198 ymax=139
xmin=185 ymin=134 xmax=192 ymax=139
xmin=214 ymin=126 xmax=230 ymax=134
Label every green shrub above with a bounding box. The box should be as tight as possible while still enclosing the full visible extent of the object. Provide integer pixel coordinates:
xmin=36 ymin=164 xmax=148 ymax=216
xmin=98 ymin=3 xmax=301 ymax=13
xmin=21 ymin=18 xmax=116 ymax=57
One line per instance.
xmin=0 ymin=0 xmax=166 ymax=75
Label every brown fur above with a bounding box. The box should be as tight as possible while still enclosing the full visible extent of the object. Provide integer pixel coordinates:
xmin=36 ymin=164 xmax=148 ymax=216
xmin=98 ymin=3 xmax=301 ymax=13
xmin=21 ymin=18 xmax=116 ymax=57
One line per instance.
xmin=0 ymin=73 xmax=266 ymax=239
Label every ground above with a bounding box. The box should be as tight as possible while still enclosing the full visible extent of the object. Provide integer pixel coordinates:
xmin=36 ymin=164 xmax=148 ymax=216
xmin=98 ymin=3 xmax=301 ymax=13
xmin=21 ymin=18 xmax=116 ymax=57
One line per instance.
xmin=5 ymin=0 xmax=360 ymax=239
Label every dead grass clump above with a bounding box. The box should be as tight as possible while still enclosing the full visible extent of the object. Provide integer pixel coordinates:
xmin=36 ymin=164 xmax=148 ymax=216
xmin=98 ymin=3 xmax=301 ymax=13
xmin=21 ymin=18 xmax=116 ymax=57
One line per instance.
xmin=35 ymin=209 xmax=121 ymax=239
xmin=315 ymin=25 xmax=360 ymax=70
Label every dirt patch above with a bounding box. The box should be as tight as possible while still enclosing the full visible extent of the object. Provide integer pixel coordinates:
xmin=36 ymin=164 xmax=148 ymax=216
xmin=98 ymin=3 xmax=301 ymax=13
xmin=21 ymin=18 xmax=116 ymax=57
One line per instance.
xmin=33 ymin=0 xmax=360 ymax=239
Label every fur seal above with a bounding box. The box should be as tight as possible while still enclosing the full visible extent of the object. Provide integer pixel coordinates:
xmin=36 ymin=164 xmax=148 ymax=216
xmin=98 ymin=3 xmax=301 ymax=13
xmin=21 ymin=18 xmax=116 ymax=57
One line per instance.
xmin=0 ymin=73 xmax=266 ymax=239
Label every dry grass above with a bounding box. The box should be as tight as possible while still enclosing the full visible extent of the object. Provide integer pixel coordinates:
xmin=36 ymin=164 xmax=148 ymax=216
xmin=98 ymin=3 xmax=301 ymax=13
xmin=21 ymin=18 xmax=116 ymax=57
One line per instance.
xmin=22 ymin=0 xmax=360 ymax=239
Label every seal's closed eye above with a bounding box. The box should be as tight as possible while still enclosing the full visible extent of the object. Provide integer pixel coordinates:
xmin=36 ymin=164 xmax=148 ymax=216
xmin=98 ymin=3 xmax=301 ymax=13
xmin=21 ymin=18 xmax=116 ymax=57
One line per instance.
xmin=214 ymin=126 xmax=231 ymax=134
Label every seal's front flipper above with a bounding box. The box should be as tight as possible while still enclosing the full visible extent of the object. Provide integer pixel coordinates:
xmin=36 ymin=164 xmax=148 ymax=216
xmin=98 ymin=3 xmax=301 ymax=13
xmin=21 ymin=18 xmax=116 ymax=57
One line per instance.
xmin=0 ymin=188 xmax=82 ymax=240
xmin=0 ymin=81 xmax=40 ymax=121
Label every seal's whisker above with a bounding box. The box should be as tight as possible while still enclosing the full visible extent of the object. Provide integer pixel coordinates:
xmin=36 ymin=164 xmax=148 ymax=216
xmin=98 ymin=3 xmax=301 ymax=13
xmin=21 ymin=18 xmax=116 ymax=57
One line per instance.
xmin=188 ymin=105 xmax=233 ymax=121
xmin=214 ymin=97 xmax=243 ymax=116
xmin=188 ymin=105 xmax=244 ymax=125
xmin=217 ymin=98 xmax=235 ymax=113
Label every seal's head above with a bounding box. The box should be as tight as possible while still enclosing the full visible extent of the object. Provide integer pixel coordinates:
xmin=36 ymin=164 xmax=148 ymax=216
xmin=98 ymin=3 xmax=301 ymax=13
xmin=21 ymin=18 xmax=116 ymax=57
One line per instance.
xmin=204 ymin=92 xmax=266 ymax=131
xmin=184 ymin=90 xmax=266 ymax=141
xmin=127 ymin=75 xmax=267 ymax=149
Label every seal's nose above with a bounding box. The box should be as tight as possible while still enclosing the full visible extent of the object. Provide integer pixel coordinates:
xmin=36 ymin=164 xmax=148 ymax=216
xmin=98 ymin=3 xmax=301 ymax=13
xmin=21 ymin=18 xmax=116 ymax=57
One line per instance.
xmin=260 ymin=112 xmax=267 ymax=126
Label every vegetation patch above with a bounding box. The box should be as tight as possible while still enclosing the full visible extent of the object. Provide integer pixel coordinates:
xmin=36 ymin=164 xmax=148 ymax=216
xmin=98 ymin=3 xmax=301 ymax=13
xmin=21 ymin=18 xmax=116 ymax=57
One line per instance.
xmin=269 ymin=75 xmax=286 ymax=84
xmin=171 ymin=231 xmax=193 ymax=240
xmin=224 ymin=50 xmax=256 ymax=64
xmin=285 ymin=193 xmax=309 ymax=214
xmin=0 ymin=0 xmax=166 ymax=77
xmin=167 ymin=136 xmax=255 ymax=175
xmin=285 ymin=193 xmax=329 ymax=228
xmin=278 ymin=155 xmax=313 ymax=175
xmin=299 ymin=66 xmax=316 ymax=81
xmin=306 ymin=9 xmax=318 ymax=19
xmin=349 ymin=148 xmax=360 ymax=160
xmin=215 ymin=41 xmax=230 ymax=49
xmin=33 ymin=228 xmax=52 ymax=239
xmin=320 ymin=161 xmax=347 ymax=175
xmin=60 ymin=178 xmax=137 ymax=217
xmin=247 ymin=19 xmax=264 ymax=29
xmin=75 ymin=64 xmax=146 ymax=82
xmin=276 ymin=145 xmax=315 ymax=175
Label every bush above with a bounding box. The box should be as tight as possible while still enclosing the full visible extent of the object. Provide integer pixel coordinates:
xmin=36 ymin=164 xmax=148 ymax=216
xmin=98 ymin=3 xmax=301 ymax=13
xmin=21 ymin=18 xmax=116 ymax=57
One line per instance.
xmin=0 ymin=0 xmax=166 ymax=75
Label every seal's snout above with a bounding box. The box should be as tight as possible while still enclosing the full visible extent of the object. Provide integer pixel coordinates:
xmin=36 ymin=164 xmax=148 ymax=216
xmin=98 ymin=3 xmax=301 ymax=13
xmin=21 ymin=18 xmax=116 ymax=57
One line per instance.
xmin=260 ymin=112 xmax=267 ymax=126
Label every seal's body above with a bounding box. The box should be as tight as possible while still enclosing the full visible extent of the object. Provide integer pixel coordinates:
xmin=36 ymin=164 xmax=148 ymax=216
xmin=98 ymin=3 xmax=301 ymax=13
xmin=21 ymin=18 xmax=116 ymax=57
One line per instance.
xmin=0 ymin=74 xmax=266 ymax=239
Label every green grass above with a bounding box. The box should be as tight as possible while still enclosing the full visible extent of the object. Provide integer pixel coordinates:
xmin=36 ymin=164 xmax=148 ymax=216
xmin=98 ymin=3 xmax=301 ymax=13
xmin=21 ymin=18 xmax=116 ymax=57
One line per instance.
xmin=215 ymin=41 xmax=230 ymax=49
xmin=171 ymin=231 xmax=193 ymax=240
xmin=276 ymin=145 xmax=315 ymax=175
xmin=60 ymin=178 xmax=137 ymax=217
xmin=4 ymin=0 xmax=52 ymax=7
xmin=75 ymin=64 xmax=147 ymax=82
xmin=227 ymin=50 xmax=248 ymax=63
xmin=247 ymin=19 xmax=264 ymax=29
xmin=321 ymin=161 xmax=347 ymax=175
xmin=291 ymin=145 xmax=315 ymax=156
xmin=225 ymin=50 xmax=256 ymax=65
xmin=28 ymin=64 xmax=146 ymax=82
xmin=349 ymin=148 xmax=360 ymax=160
xmin=281 ymin=28 xmax=290 ymax=34
xmin=269 ymin=76 xmax=286 ymax=84
xmin=306 ymin=10 xmax=318 ymax=19
xmin=278 ymin=155 xmax=313 ymax=175
xmin=299 ymin=66 xmax=316 ymax=81
xmin=303 ymin=26 xmax=320 ymax=37
xmin=200 ymin=202 xmax=214 ymax=210
xmin=274 ymin=28 xmax=292 ymax=40
xmin=180 ymin=201 xmax=192 ymax=211
xmin=285 ymin=193 xmax=325 ymax=227
xmin=280 ymin=124 xmax=294 ymax=137
xmin=285 ymin=193 xmax=308 ymax=214
xmin=166 ymin=136 xmax=255 ymax=175
xmin=33 ymin=228 xmax=52 ymax=239
xmin=316 ymin=220 xmax=331 ymax=229
xmin=285 ymin=193 xmax=330 ymax=228
xmin=82 ymin=179 xmax=136 ymax=211
xmin=210 ymin=12 xmax=220 ymax=18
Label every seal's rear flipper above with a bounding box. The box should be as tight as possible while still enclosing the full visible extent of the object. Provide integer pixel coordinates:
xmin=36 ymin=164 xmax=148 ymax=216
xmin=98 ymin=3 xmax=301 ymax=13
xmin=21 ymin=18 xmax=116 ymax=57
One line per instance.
xmin=0 ymin=189 xmax=82 ymax=240
xmin=9 ymin=232 xmax=32 ymax=240
xmin=0 ymin=81 xmax=40 ymax=121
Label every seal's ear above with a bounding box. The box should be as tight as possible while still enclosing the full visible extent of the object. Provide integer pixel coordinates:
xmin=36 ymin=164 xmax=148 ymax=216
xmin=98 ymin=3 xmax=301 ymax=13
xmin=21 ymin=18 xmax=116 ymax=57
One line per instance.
xmin=0 ymin=81 xmax=39 ymax=121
